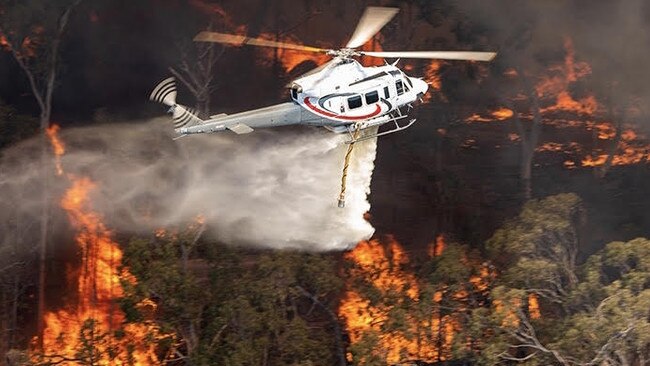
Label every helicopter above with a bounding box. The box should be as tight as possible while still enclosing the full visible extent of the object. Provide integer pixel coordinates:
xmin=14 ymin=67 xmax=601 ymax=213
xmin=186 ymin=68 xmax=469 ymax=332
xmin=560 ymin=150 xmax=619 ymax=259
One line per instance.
xmin=150 ymin=6 xmax=496 ymax=143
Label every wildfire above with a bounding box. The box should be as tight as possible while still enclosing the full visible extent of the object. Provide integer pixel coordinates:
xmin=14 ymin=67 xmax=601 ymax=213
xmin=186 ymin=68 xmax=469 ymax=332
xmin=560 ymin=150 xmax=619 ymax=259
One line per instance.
xmin=493 ymin=297 xmax=521 ymax=328
xmin=46 ymin=124 xmax=65 ymax=175
xmin=528 ymin=293 xmax=541 ymax=319
xmin=466 ymin=107 xmax=514 ymax=123
xmin=37 ymin=125 xmax=165 ymax=365
xmin=340 ymin=236 xmax=492 ymax=364
xmin=339 ymin=238 xmax=429 ymax=364
xmin=535 ymin=38 xmax=599 ymax=116
xmin=255 ymin=33 xmax=331 ymax=72
xmin=540 ymin=91 xmax=598 ymax=115
xmin=535 ymin=38 xmax=650 ymax=168
xmin=427 ymin=234 xmax=446 ymax=257
xmin=415 ymin=60 xmax=444 ymax=103
xmin=424 ymin=61 xmax=442 ymax=91
xmin=467 ymin=36 xmax=650 ymax=170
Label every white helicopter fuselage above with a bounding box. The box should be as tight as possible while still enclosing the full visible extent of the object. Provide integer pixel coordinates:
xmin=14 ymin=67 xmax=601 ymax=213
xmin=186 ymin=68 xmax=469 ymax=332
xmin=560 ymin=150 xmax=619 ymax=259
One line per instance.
xmin=151 ymin=6 xmax=494 ymax=141
xmin=153 ymin=58 xmax=430 ymax=140
xmin=290 ymin=57 xmax=429 ymax=131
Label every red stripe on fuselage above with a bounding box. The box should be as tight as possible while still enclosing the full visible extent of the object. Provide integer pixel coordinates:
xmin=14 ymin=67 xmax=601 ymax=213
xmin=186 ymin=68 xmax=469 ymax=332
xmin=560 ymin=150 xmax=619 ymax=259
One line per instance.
xmin=303 ymin=97 xmax=382 ymax=121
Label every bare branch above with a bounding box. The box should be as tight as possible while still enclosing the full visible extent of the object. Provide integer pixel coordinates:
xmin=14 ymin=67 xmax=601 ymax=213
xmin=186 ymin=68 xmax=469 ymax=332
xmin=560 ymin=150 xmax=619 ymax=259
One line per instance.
xmin=295 ymin=285 xmax=346 ymax=366
xmin=168 ymin=67 xmax=199 ymax=96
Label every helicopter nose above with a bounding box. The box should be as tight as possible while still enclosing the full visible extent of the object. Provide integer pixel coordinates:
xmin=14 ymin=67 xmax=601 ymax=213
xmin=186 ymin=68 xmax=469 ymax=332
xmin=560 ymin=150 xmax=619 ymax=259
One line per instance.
xmin=412 ymin=77 xmax=429 ymax=98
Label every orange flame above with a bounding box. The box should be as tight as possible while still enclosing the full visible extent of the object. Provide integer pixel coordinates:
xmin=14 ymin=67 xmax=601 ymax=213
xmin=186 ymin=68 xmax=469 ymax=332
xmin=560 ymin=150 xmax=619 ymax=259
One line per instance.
xmin=417 ymin=60 xmax=444 ymax=103
xmin=425 ymin=61 xmax=443 ymax=91
xmin=45 ymin=124 xmax=65 ymax=175
xmin=493 ymin=37 xmax=650 ymax=169
xmin=493 ymin=297 xmax=521 ymax=328
xmin=0 ymin=33 xmax=10 ymax=51
xmin=427 ymin=234 xmax=446 ymax=257
xmin=37 ymin=125 xmax=165 ymax=364
xmin=540 ymin=91 xmax=598 ymax=115
xmin=340 ymin=237 xmax=490 ymax=364
xmin=339 ymin=238 xmax=433 ymax=363
xmin=466 ymin=107 xmax=514 ymax=123
xmin=528 ymin=293 xmax=541 ymax=319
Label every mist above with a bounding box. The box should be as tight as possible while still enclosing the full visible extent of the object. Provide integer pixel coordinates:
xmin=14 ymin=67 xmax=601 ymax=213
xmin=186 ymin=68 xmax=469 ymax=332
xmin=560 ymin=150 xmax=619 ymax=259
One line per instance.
xmin=0 ymin=119 xmax=377 ymax=251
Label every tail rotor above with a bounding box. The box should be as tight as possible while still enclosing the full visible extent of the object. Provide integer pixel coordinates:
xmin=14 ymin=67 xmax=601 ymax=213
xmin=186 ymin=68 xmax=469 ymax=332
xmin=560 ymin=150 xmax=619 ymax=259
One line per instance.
xmin=150 ymin=77 xmax=204 ymax=131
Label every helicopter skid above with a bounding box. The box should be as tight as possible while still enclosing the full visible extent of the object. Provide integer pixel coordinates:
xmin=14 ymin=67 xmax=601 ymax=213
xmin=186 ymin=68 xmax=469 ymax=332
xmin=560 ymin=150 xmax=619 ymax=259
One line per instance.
xmin=345 ymin=116 xmax=416 ymax=144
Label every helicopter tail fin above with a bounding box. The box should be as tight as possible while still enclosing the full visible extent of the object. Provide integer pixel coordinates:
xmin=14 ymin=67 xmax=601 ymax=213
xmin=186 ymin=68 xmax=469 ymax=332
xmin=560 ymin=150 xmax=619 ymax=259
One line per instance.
xmin=150 ymin=77 xmax=204 ymax=131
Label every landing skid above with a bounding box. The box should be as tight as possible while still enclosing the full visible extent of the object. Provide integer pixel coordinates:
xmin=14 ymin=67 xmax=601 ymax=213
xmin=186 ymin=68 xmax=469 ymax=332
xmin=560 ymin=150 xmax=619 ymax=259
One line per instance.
xmin=346 ymin=117 xmax=417 ymax=144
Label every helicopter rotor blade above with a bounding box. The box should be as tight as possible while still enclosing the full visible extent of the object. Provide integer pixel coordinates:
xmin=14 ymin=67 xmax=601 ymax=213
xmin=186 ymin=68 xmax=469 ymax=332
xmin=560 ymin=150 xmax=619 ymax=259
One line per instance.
xmin=284 ymin=59 xmax=337 ymax=87
xmin=194 ymin=31 xmax=329 ymax=53
xmin=296 ymin=59 xmax=336 ymax=79
xmin=345 ymin=7 xmax=399 ymax=49
xmin=360 ymin=50 xmax=497 ymax=61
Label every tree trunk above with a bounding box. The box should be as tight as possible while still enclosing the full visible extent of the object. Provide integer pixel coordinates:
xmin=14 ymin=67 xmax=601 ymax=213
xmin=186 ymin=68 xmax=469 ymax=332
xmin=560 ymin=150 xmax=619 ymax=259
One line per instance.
xmin=599 ymin=107 xmax=625 ymax=178
xmin=520 ymin=141 xmax=533 ymax=200
xmin=6 ymin=0 xmax=82 ymax=347
xmin=36 ymin=116 xmax=50 ymax=350
xmin=512 ymin=71 xmax=542 ymax=201
xmin=296 ymin=286 xmax=347 ymax=366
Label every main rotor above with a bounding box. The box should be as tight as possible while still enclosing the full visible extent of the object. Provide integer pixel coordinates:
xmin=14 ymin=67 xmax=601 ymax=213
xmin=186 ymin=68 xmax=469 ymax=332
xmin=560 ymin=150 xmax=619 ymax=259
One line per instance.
xmin=194 ymin=6 xmax=497 ymax=63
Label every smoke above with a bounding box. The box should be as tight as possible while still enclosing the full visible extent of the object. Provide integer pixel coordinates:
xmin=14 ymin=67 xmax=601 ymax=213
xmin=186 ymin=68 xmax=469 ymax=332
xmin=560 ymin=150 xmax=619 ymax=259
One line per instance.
xmin=455 ymin=0 xmax=650 ymax=118
xmin=0 ymin=119 xmax=377 ymax=251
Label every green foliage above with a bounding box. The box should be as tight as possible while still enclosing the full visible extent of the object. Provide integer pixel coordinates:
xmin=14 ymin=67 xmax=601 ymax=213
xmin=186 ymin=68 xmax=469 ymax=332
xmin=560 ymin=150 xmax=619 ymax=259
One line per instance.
xmin=487 ymin=193 xmax=583 ymax=309
xmin=474 ymin=194 xmax=650 ymax=364
xmin=121 ymin=228 xmax=343 ymax=365
xmin=551 ymin=238 xmax=650 ymax=364
xmin=208 ymin=250 xmax=341 ymax=366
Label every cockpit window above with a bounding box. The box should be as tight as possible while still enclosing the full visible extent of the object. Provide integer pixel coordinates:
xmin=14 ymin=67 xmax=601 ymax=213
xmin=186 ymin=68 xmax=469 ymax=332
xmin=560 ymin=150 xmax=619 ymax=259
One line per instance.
xmin=396 ymin=80 xmax=404 ymax=95
xmin=405 ymin=76 xmax=413 ymax=88
xmin=291 ymin=88 xmax=298 ymax=100
xmin=348 ymin=95 xmax=362 ymax=109
xmin=365 ymin=90 xmax=379 ymax=104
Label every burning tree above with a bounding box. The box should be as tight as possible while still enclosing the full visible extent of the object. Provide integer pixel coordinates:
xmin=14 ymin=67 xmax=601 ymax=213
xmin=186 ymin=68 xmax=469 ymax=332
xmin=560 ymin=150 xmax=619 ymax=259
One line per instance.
xmin=339 ymin=237 xmax=494 ymax=365
xmin=0 ymin=0 xmax=84 ymax=347
xmin=24 ymin=125 xmax=170 ymax=365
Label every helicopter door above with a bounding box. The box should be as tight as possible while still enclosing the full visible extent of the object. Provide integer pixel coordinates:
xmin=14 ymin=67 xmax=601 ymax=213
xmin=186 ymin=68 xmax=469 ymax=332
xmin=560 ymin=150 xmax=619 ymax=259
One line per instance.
xmin=395 ymin=79 xmax=404 ymax=106
xmin=395 ymin=79 xmax=410 ymax=106
xmin=324 ymin=97 xmax=345 ymax=114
